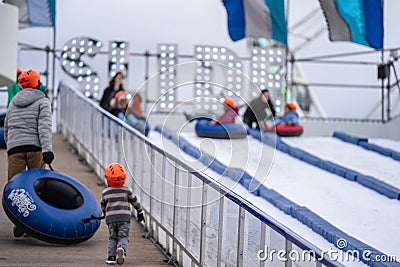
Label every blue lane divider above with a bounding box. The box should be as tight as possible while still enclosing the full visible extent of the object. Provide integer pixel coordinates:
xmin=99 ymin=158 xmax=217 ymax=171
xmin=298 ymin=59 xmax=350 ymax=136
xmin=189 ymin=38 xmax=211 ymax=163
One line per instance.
xmin=155 ymin=125 xmax=399 ymax=267
xmin=248 ymin=129 xmax=400 ymax=200
xmin=333 ymin=131 xmax=400 ymax=162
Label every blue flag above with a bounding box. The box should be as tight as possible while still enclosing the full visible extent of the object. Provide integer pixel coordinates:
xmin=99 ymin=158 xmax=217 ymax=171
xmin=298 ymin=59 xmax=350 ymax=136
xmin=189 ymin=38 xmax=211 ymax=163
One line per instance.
xmin=5 ymin=0 xmax=56 ymax=28
xmin=319 ymin=0 xmax=383 ymax=49
xmin=222 ymin=0 xmax=287 ymax=45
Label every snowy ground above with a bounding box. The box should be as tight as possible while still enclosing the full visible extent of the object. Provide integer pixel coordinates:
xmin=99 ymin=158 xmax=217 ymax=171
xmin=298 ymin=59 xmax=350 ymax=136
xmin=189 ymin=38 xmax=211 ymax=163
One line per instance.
xmin=370 ymin=138 xmax=400 ymax=153
xmin=148 ymin=129 xmax=400 ymax=265
xmin=284 ymin=137 xmax=400 ymax=188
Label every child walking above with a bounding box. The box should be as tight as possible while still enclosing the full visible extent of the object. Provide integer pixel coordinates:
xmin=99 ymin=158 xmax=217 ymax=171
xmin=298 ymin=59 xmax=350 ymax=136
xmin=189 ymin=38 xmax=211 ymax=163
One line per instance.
xmin=101 ymin=163 xmax=145 ymax=265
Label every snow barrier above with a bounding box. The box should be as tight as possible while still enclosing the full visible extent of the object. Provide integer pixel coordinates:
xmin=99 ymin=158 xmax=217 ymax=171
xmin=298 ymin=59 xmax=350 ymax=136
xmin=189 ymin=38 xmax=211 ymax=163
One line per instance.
xmin=156 ymin=125 xmax=400 ymax=267
xmin=333 ymin=131 xmax=400 ymax=162
xmin=248 ymin=129 xmax=400 ymax=200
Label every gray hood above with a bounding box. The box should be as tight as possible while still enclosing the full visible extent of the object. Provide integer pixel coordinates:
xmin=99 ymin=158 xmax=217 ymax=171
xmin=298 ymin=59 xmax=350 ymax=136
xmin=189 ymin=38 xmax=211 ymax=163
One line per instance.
xmin=12 ymin=89 xmax=45 ymax=107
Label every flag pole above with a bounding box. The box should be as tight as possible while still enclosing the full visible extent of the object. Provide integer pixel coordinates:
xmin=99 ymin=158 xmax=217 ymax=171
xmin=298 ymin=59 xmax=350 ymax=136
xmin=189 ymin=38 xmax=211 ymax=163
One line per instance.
xmin=52 ymin=20 xmax=58 ymax=129
xmin=380 ymin=0 xmax=385 ymax=122
xmin=52 ymin=27 xmax=56 ymax=102
xmin=285 ymin=0 xmax=291 ymax=103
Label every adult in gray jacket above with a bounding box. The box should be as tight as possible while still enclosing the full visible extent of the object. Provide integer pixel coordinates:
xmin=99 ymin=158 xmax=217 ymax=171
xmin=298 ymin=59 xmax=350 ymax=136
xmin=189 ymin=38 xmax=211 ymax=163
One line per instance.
xmin=4 ymin=69 xmax=54 ymax=181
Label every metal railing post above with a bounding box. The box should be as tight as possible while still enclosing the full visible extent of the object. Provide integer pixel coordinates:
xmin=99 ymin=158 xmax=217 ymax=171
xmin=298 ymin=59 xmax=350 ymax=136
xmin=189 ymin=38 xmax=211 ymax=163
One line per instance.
xmin=259 ymin=223 xmax=266 ymax=267
xmin=185 ymin=173 xmax=193 ymax=248
xmin=285 ymin=239 xmax=293 ymax=267
xmin=169 ymin=163 xmax=180 ymax=265
xmin=216 ymin=195 xmax=224 ymax=267
xmin=146 ymin=149 xmax=155 ymax=238
xmin=237 ymin=207 xmax=245 ymax=267
xmin=199 ymin=181 xmax=207 ymax=266
xmin=141 ymin=142 xmax=147 ymax=202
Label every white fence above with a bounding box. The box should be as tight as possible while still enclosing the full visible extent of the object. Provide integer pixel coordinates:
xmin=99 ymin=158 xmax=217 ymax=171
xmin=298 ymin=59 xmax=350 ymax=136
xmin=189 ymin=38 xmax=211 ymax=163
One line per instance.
xmin=58 ymin=81 xmax=341 ymax=267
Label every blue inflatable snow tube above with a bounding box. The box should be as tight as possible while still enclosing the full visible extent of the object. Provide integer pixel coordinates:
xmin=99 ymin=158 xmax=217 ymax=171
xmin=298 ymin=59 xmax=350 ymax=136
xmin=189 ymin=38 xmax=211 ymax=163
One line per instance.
xmin=0 ymin=112 xmax=5 ymax=148
xmin=195 ymin=119 xmax=247 ymax=139
xmin=0 ymin=127 xmax=5 ymax=149
xmin=2 ymin=169 xmax=102 ymax=244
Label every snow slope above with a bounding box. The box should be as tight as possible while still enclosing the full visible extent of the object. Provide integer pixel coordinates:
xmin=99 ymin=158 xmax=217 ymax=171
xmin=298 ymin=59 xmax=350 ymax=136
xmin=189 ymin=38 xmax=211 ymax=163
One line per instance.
xmin=284 ymin=137 xmax=400 ymax=188
xmin=171 ymin=132 xmax=400 ymax=260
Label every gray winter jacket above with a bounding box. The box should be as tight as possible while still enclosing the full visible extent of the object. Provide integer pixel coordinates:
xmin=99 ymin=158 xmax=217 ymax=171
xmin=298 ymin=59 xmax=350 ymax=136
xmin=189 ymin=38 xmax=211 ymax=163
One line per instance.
xmin=4 ymin=88 xmax=52 ymax=153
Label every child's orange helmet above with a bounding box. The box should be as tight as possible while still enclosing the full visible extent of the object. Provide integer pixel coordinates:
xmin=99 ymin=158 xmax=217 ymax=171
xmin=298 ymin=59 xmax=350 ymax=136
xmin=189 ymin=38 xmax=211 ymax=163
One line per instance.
xmin=223 ymin=98 xmax=235 ymax=108
xmin=105 ymin=163 xmax=127 ymax=187
xmin=286 ymin=102 xmax=297 ymax=111
xmin=18 ymin=69 xmax=40 ymax=89
xmin=114 ymin=90 xmax=127 ymax=100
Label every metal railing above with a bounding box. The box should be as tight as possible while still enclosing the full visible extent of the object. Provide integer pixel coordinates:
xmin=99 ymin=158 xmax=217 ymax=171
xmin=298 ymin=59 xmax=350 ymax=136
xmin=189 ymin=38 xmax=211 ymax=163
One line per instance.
xmin=58 ymin=81 xmax=342 ymax=267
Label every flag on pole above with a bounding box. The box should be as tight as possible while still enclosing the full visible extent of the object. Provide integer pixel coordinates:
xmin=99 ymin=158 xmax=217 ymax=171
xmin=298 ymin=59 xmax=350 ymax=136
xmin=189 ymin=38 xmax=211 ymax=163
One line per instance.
xmin=319 ymin=0 xmax=383 ymax=49
xmin=4 ymin=0 xmax=56 ymax=28
xmin=222 ymin=0 xmax=287 ymax=45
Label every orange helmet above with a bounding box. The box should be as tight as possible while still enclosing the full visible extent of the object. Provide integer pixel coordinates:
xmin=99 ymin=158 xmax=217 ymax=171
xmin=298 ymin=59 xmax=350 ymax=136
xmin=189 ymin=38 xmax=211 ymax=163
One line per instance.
xmin=114 ymin=90 xmax=127 ymax=100
xmin=17 ymin=68 xmax=23 ymax=75
xmin=105 ymin=163 xmax=127 ymax=187
xmin=223 ymin=98 xmax=235 ymax=108
xmin=18 ymin=69 xmax=40 ymax=89
xmin=286 ymin=102 xmax=297 ymax=111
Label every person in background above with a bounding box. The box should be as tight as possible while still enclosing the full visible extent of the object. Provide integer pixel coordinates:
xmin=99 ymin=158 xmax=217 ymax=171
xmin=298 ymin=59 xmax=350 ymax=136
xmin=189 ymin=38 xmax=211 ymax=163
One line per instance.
xmin=6 ymin=68 xmax=23 ymax=107
xmin=123 ymin=93 xmax=148 ymax=135
xmin=274 ymin=102 xmax=299 ymax=126
xmin=101 ymin=163 xmax=145 ymax=265
xmin=212 ymin=98 xmax=239 ymax=125
xmin=127 ymin=94 xmax=145 ymax=121
xmin=7 ymin=68 xmax=48 ymax=107
xmin=243 ymin=89 xmax=276 ymax=130
xmin=100 ymin=72 xmax=125 ymax=110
